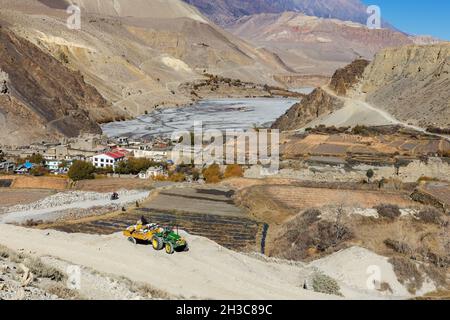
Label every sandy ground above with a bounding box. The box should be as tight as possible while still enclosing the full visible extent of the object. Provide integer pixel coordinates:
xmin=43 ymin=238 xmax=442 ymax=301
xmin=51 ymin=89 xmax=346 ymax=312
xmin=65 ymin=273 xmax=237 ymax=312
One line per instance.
xmin=0 ymin=190 xmax=150 ymax=224
xmin=0 ymin=224 xmax=417 ymax=300
xmin=0 ymin=224 xmax=329 ymax=300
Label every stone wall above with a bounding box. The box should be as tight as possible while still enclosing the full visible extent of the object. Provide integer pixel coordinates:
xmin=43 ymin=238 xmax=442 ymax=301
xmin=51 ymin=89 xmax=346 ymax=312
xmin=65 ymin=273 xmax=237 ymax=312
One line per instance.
xmin=245 ymin=158 xmax=450 ymax=183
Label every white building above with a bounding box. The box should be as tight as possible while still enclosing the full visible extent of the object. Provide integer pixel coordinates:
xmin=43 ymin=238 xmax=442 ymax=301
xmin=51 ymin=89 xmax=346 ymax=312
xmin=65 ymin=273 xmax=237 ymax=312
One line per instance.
xmin=139 ymin=166 xmax=167 ymax=179
xmin=92 ymin=151 xmax=125 ymax=170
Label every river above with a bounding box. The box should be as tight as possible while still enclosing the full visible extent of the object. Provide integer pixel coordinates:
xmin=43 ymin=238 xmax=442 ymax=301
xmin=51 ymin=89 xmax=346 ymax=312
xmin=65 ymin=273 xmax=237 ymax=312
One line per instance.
xmin=101 ymin=97 xmax=300 ymax=139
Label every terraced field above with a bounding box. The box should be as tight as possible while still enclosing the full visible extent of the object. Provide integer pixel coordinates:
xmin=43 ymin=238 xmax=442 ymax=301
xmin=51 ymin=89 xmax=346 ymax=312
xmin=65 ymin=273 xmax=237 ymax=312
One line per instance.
xmin=51 ymin=186 xmax=263 ymax=251
xmin=52 ymin=210 xmax=262 ymax=251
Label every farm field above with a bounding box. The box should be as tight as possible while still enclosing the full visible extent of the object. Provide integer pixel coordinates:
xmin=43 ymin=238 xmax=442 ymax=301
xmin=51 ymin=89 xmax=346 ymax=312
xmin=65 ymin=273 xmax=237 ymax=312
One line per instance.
xmin=0 ymin=189 xmax=55 ymax=207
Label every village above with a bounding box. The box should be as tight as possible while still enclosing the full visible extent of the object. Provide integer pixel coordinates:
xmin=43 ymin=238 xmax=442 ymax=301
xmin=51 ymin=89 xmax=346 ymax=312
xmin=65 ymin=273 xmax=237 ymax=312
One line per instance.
xmin=0 ymin=134 xmax=182 ymax=180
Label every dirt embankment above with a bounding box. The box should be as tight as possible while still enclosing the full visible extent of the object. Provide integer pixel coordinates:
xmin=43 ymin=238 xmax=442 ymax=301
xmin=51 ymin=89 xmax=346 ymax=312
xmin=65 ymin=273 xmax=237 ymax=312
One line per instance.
xmin=0 ymin=175 xmax=68 ymax=190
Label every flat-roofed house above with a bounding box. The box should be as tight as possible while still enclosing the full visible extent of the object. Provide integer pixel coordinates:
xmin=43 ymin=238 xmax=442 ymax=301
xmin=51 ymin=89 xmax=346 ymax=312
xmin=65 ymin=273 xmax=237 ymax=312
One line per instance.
xmin=92 ymin=151 xmax=125 ymax=170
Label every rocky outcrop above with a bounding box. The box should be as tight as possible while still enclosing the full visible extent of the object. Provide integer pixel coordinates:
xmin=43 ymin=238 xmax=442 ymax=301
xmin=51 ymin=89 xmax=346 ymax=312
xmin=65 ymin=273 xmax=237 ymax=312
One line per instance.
xmin=360 ymin=43 xmax=450 ymax=128
xmin=0 ymin=69 xmax=8 ymax=94
xmin=329 ymin=59 xmax=369 ymax=95
xmin=272 ymin=88 xmax=343 ymax=131
xmin=0 ymin=27 xmax=124 ymax=145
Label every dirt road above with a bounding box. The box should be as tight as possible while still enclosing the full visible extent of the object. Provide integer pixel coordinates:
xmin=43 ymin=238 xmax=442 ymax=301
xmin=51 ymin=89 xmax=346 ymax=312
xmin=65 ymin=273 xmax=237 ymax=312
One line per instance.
xmin=0 ymin=224 xmax=330 ymax=300
xmin=303 ymin=87 xmax=450 ymax=142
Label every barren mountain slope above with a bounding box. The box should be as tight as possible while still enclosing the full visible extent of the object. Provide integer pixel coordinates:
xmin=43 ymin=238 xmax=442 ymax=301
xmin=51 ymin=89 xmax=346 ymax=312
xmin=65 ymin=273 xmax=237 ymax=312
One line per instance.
xmin=0 ymin=0 xmax=291 ymax=117
xmin=228 ymin=12 xmax=413 ymax=76
xmin=361 ymin=43 xmax=450 ymax=128
xmin=0 ymin=27 xmax=121 ymax=145
xmin=184 ymin=0 xmax=372 ymax=26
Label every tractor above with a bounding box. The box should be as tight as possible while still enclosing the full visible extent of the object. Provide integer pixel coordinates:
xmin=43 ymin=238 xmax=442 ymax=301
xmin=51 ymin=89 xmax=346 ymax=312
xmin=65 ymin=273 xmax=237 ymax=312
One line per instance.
xmin=151 ymin=227 xmax=188 ymax=254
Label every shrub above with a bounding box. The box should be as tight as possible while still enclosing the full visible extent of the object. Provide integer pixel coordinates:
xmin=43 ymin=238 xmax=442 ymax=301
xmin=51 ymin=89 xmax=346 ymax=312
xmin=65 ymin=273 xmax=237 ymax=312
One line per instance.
xmin=223 ymin=164 xmax=243 ymax=179
xmin=203 ymin=164 xmax=222 ymax=183
xmin=312 ymin=273 xmax=342 ymax=296
xmin=47 ymin=284 xmax=84 ymax=300
xmin=389 ymin=256 xmax=423 ymax=294
xmin=384 ymin=239 xmax=412 ymax=255
xmin=375 ymin=204 xmax=401 ymax=220
xmin=59 ymin=52 xmax=69 ymax=64
xmin=302 ymin=209 xmax=322 ymax=225
xmin=416 ymin=208 xmax=443 ymax=225
xmin=24 ymin=257 xmax=66 ymax=282
xmin=366 ymin=169 xmax=374 ymax=182
xmin=168 ymin=172 xmax=186 ymax=182
xmin=68 ymin=160 xmax=96 ymax=181
xmin=30 ymin=166 xmax=48 ymax=177
xmin=315 ymin=220 xmax=353 ymax=251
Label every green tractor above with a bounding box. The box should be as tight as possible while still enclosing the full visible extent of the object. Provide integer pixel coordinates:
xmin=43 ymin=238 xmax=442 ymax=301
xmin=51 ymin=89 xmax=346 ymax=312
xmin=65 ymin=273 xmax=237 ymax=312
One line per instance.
xmin=151 ymin=227 xmax=188 ymax=254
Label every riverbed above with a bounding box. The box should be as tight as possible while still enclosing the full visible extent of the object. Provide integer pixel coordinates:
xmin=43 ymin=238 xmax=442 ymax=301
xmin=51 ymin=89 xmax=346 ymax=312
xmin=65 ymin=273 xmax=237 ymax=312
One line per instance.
xmin=102 ymin=98 xmax=300 ymax=139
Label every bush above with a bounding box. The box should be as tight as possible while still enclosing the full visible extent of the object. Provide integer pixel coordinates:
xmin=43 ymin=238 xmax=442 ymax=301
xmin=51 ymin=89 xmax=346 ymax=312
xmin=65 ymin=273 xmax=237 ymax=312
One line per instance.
xmin=416 ymin=208 xmax=443 ymax=225
xmin=389 ymin=256 xmax=423 ymax=294
xmin=115 ymin=157 xmax=159 ymax=175
xmin=223 ymin=164 xmax=244 ymax=179
xmin=30 ymin=165 xmax=48 ymax=176
xmin=312 ymin=273 xmax=342 ymax=296
xmin=375 ymin=204 xmax=401 ymax=220
xmin=47 ymin=284 xmax=84 ymax=300
xmin=68 ymin=160 xmax=96 ymax=181
xmin=24 ymin=257 xmax=66 ymax=282
xmin=168 ymin=172 xmax=186 ymax=182
xmin=384 ymin=239 xmax=412 ymax=255
xmin=203 ymin=164 xmax=222 ymax=183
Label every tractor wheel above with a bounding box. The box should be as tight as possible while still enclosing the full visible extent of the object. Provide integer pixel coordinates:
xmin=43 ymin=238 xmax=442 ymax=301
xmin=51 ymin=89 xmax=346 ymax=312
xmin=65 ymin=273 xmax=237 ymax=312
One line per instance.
xmin=127 ymin=237 xmax=137 ymax=245
xmin=165 ymin=242 xmax=174 ymax=255
xmin=152 ymin=236 xmax=163 ymax=250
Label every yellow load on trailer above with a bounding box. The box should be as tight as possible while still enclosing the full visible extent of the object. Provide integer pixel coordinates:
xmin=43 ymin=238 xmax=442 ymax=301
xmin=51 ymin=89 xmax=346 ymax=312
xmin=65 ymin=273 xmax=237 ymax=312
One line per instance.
xmin=123 ymin=221 xmax=162 ymax=244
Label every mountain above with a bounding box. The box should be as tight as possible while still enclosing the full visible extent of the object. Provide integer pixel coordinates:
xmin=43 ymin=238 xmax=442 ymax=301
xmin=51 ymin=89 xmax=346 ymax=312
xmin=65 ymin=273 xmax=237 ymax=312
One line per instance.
xmin=361 ymin=43 xmax=450 ymax=128
xmin=0 ymin=0 xmax=292 ymax=133
xmin=227 ymin=12 xmax=413 ymax=77
xmin=273 ymin=43 xmax=450 ymax=131
xmin=0 ymin=26 xmax=122 ymax=145
xmin=184 ymin=0 xmax=372 ymax=26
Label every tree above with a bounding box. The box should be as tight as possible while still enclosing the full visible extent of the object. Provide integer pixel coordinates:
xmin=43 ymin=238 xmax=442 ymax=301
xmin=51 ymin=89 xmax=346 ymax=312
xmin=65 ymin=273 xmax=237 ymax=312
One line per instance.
xmin=366 ymin=169 xmax=374 ymax=183
xmin=202 ymin=163 xmax=222 ymax=183
xmin=30 ymin=166 xmax=48 ymax=177
xmin=223 ymin=164 xmax=243 ymax=179
xmin=27 ymin=153 xmax=44 ymax=165
xmin=58 ymin=160 xmax=68 ymax=169
xmin=68 ymin=160 xmax=96 ymax=181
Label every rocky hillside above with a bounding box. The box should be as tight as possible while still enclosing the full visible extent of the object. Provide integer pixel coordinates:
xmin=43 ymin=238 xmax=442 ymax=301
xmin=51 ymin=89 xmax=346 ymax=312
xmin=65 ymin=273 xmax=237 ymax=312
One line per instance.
xmin=329 ymin=59 xmax=369 ymax=95
xmin=0 ymin=0 xmax=292 ymax=118
xmin=184 ymin=0 xmax=373 ymax=26
xmin=227 ymin=12 xmax=412 ymax=76
xmin=271 ymin=88 xmax=343 ymax=131
xmin=0 ymin=26 xmax=122 ymax=145
xmin=361 ymin=43 xmax=450 ymax=128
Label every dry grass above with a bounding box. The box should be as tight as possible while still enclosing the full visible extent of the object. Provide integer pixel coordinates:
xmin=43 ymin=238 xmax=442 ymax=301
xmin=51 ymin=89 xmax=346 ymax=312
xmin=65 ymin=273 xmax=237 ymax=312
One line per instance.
xmin=269 ymin=208 xmax=353 ymax=261
xmin=389 ymin=256 xmax=424 ymax=294
xmin=0 ymin=244 xmax=24 ymax=263
xmin=116 ymin=276 xmax=174 ymax=299
xmin=23 ymin=257 xmax=66 ymax=282
xmin=46 ymin=284 xmax=84 ymax=300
